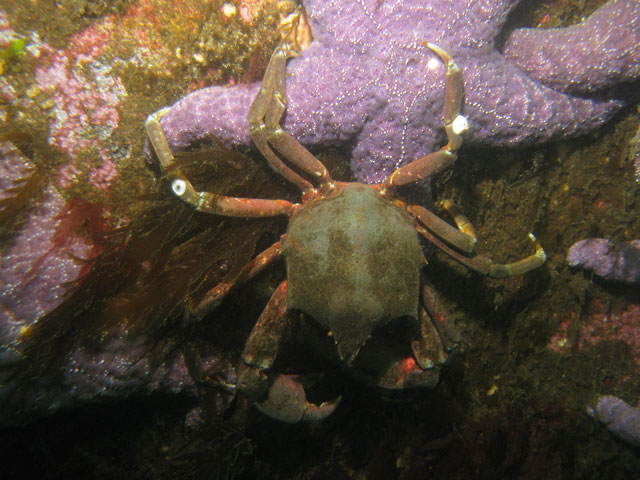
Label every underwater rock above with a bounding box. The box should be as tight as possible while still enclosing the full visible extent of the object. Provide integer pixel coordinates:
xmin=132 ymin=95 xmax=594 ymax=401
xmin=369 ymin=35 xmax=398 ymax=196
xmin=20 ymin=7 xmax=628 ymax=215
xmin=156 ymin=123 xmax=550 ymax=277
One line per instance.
xmin=1 ymin=328 xmax=191 ymax=426
xmin=1 ymin=335 xmax=236 ymax=426
xmin=567 ymin=238 xmax=640 ymax=284
xmin=588 ymin=395 xmax=640 ymax=447
xmin=151 ymin=0 xmax=640 ymax=183
xmin=548 ymin=303 xmax=640 ymax=367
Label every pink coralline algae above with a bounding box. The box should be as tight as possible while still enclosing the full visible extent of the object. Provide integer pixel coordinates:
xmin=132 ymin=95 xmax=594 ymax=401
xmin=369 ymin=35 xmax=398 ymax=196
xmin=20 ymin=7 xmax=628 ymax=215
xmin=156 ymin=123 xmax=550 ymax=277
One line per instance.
xmin=236 ymin=0 xmax=277 ymax=23
xmin=549 ymin=304 xmax=640 ymax=365
xmin=567 ymin=238 xmax=640 ymax=284
xmin=1 ymin=9 xmax=127 ymax=193
xmin=588 ymin=395 xmax=640 ymax=447
xmin=34 ymin=22 xmax=127 ymax=191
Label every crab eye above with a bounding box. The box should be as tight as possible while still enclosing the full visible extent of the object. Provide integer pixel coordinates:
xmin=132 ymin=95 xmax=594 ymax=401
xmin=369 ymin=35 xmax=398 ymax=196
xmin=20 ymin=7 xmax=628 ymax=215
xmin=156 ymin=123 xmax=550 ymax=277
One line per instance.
xmin=172 ymin=178 xmax=187 ymax=196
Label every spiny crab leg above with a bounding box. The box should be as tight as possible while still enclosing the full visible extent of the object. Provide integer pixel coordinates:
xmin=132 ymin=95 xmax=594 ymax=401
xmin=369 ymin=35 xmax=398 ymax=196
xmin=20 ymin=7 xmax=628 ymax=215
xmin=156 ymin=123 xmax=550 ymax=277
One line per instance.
xmin=380 ymin=42 xmax=468 ymax=189
xmin=145 ymin=108 xmax=294 ymax=217
xmin=417 ymin=225 xmax=546 ymax=278
xmin=248 ymin=4 xmax=332 ymax=193
xmin=238 ymin=281 xmax=340 ymax=423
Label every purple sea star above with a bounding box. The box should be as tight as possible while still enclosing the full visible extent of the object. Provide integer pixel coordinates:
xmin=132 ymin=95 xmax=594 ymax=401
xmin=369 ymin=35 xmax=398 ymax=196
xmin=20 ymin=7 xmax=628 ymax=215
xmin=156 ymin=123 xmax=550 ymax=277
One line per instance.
xmin=588 ymin=395 xmax=640 ymax=447
xmin=0 ymin=144 xmax=91 ymax=366
xmin=567 ymin=238 xmax=640 ymax=284
xmin=152 ymin=0 xmax=640 ymax=183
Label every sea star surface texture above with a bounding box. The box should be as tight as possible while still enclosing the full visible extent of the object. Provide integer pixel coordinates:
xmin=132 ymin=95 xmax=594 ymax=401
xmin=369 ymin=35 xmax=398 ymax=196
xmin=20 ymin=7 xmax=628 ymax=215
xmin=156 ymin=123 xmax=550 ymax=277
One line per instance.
xmin=152 ymin=0 xmax=640 ymax=183
xmin=588 ymin=395 xmax=640 ymax=447
xmin=567 ymin=238 xmax=640 ymax=284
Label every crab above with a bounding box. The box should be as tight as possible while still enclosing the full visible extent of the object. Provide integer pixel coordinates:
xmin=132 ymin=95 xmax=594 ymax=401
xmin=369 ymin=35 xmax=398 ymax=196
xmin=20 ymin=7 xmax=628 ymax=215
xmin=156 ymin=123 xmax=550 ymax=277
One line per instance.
xmin=145 ymin=4 xmax=546 ymax=423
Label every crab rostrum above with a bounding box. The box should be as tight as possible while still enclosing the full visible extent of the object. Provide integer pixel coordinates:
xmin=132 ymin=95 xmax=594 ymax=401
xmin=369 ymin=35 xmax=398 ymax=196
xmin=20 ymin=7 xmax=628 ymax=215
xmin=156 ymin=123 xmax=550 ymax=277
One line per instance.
xmin=145 ymin=4 xmax=545 ymax=423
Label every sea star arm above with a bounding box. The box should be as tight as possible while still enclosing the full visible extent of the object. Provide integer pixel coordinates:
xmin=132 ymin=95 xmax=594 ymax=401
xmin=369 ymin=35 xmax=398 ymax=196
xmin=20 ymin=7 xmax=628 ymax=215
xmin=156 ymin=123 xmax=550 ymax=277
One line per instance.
xmin=589 ymin=395 xmax=640 ymax=447
xmin=147 ymin=0 xmax=639 ymax=185
xmin=153 ymin=83 xmax=256 ymax=156
xmin=503 ymin=0 xmax=640 ymax=94
xmin=463 ymin=54 xmax=622 ymax=146
xmin=151 ymin=44 xmax=377 ymax=162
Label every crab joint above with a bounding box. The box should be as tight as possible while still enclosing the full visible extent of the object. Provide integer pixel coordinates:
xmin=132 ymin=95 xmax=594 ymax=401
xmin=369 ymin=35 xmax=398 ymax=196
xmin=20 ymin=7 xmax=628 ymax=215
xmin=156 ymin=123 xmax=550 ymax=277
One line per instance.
xmin=172 ymin=178 xmax=187 ymax=196
xmin=451 ymin=115 xmax=469 ymax=135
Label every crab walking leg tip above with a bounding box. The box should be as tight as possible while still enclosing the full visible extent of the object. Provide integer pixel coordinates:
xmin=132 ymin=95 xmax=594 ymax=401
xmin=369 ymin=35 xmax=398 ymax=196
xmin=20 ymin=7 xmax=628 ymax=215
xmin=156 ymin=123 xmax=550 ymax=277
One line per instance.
xmin=423 ymin=41 xmax=442 ymax=54
xmin=145 ymin=106 xmax=172 ymax=127
xmin=529 ymin=232 xmax=547 ymax=260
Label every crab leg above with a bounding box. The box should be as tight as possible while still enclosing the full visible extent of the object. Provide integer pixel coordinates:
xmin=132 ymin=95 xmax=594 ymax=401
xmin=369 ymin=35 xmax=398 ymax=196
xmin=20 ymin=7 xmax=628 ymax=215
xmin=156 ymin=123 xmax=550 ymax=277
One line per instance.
xmin=238 ymin=281 xmax=340 ymax=422
xmin=249 ymin=9 xmax=332 ymax=191
xmin=440 ymin=199 xmax=477 ymax=240
xmin=182 ymin=343 xmax=236 ymax=392
xmin=411 ymin=279 xmax=463 ymax=373
xmin=190 ymin=239 xmax=284 ymax=320
xmin=362 ymin=333 xmax=440 ymax=389
xmin=411 ymin=307 xmax=448 ymax=370
xmin=380 ymin=43 xmax=468 ymax=189
xmin=249 ymin=45 xmax=314 ymax=192
xmin=406 ymin=203 xmax=476 ymax=254
xmin=405 ymin=199 xmax=479 ymax=254
xmin=167 ymin=173 xmax=294 ymax=217
xmin=417 ymin=225 xmax=546 ymax=278
xmin=420 ymin=282 xmax=462 ymax=352
xmin=145 ymin=109 xmax=295 ymax=217
xmin=241 ymin=281 xmax=290 ymax=371
xmin=145 ymin=107 xmax=176 ymax=170
xmin=257 ymin=53 xmax=331 ymax=184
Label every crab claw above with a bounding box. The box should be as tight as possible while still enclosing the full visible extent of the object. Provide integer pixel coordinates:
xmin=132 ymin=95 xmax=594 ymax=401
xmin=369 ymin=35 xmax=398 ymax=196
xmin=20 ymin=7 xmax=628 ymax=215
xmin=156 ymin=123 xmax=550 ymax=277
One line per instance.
xmin=255 ymin=374 xmax=341 ymax=423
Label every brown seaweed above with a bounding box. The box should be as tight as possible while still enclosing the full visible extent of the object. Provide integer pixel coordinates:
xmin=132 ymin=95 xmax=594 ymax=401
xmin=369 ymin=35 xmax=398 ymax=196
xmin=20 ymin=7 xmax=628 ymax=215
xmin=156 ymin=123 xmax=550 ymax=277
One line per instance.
xmin=15 ymin=142 xmax=295 ymax=387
